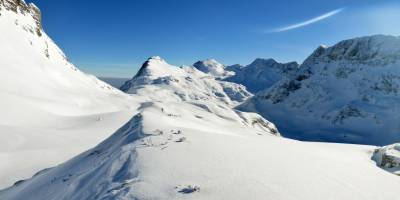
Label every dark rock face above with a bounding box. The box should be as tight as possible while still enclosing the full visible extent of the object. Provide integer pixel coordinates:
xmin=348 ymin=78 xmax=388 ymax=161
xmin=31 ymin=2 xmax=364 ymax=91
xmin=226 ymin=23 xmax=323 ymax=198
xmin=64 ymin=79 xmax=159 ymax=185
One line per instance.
xmin=1 ymin=0 xmax=42 ymax=36
xmin=29 ymin=3 xmax=42 ymax=36
xmin=3 ymin=0 xmax=28 ymax=13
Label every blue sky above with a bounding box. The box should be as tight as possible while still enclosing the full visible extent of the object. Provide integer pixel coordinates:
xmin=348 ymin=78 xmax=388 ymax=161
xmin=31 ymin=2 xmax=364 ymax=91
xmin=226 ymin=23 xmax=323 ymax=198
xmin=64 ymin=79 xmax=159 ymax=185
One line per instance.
xmin=30 ymin=0 xmax=400 ymax=78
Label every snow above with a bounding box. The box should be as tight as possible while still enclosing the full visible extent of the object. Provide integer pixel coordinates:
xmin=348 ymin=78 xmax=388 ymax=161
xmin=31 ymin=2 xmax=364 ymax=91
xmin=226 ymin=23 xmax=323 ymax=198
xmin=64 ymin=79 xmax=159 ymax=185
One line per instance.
xmin=372 ymin=143 xmax=400 ymax=175
xmin=2 ymin=99 xmax=400 ymax=200
xmin=193 ymin=59 xmax=233 ymax=77
xmin=224 ymin=58 xmax=299 ymax=93
xmin=0 ymin=1 xmax=133 ymax=188
xmin=1 ymin=2 xmax=400 ymax=200
xmin=120 ymin=56 xmax=252 ymax=106
xmin=239 ymin=35 xmax=400 ymax=145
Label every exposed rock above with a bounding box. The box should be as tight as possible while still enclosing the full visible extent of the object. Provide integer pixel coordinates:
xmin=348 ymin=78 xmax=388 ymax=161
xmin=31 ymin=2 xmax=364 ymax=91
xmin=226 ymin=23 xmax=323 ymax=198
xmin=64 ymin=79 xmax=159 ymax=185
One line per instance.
xmin=1 ymin=0 xmax=42 ymax=36
xmin=372 ymin=143 xmax=400 ymax=175
xmin=29 ymin=3 xmax=42 ymax=36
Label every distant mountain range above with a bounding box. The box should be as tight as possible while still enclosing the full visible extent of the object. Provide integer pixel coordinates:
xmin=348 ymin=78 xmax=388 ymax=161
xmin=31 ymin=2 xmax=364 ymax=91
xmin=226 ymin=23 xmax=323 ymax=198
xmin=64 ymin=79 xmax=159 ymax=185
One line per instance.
xmin=1 ymin=1 xmax=400 ymax=199
xmin=103 ymin=35 xmax=400 ymax=145
xmin=239 ymin=35 xmax=400 ymax=145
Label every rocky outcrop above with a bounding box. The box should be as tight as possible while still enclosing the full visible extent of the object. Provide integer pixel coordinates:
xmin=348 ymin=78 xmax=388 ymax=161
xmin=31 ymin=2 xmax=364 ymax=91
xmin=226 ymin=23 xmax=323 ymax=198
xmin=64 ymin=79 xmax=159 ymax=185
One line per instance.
xmin=372 ymin=144 xmax=400 ymax=175
xmin=1 ymin=0 xmax=42 ymax=36
xmin=28 ymin=3 xmax=42 ymax=36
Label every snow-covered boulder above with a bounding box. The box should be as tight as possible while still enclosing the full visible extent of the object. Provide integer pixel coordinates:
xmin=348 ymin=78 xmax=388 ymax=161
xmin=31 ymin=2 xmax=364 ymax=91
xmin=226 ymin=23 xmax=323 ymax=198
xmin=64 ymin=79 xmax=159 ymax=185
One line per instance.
xmin=372 ymin=143 xmax=400 ymax=175
xmin=239 ymin=35 xmax=400 ymax=145
xmin=224 ymin=58 xmax=299 ymax=93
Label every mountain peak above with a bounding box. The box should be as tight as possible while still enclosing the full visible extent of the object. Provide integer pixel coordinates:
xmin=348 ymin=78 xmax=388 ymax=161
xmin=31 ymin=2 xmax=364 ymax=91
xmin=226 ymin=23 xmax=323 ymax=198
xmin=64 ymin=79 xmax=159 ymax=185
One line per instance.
xmin=134 ymin=56 xmax=171 ymax=77
xmin=249 ymin=58 xmax=278 ymax=67
xmin=1 ymin=0 xmax=42 ymax=36
xmin=305 ymin=34 xmax=400 ymax=65
xmin=148 ymin=55 xmax=165 ymax=62
xmin=193 ymin=59 xmax=229 ymax=77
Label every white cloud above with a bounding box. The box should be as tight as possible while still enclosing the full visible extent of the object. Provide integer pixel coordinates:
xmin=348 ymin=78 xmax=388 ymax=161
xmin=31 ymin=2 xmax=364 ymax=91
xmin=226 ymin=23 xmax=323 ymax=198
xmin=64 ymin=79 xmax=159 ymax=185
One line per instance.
xmin=270 ymin=8 xmax=345 ymax=33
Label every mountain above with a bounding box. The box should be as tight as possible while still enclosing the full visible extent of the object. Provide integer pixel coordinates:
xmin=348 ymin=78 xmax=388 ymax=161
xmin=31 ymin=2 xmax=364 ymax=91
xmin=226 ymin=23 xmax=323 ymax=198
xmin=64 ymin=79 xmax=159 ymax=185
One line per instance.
xmin=192 ymin=59 xmax=233 ymax=78
xmin=0 ymin=0 xmax=133 ymax=188
xmin=3 ymin=55 xmax=400 ymax=199
xmin=239 ymin=35 xmax=400 ymax=145
xmin=121 ymin=56 xmax=252 ymax=106
xmin=224 ymin=58 xmax=299 ymax=93
xmin=2 ymin=2 xmax=400 ymax=199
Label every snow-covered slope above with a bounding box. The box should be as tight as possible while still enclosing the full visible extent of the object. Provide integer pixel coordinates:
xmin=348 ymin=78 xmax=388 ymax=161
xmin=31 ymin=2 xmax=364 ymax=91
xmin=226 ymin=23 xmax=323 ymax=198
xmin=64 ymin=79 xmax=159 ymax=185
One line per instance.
xmin=121 ymin=56 xmax=252 ymax=106
xmin=225 ymin=58 xmax=299 ymax=93
xmin=2 ymin=51 xmax=400 ymax=200
xmin=2 ymin=96 xmax=400 ymax=200
xmin=239 ymin=35 xmax=400 ymax=145
xmin=2 ymin=3 xmax=400 ymax=199
xmin=192 ymin=59 xmax=233 ymax=78
xmin=0 ymin=0 xmax=130 ymax=118
xmin=0 ymin=0 xmax=133 ymax=188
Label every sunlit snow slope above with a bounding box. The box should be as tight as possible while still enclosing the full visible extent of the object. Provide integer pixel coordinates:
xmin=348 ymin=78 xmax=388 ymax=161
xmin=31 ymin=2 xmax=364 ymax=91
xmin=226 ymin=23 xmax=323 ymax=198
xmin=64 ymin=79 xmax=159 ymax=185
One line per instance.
xmin=1 ymin=2 xmax=400 ymax=199
xmin=2 ymin=55 xmax=400 ymax=200
xmin=0 ymin=0 xmax=133 ymax=188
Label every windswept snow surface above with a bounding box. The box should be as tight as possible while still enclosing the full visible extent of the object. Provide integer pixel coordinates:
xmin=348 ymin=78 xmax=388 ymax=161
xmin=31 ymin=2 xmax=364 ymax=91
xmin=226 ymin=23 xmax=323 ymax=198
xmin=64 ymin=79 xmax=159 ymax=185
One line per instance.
xmin=0 ymin=1 xmax=133 ymax=188
xmin=2 ymin=55 xmax=400 ymax=200
xmin=2 ymin=96 xmax=400 ymax=200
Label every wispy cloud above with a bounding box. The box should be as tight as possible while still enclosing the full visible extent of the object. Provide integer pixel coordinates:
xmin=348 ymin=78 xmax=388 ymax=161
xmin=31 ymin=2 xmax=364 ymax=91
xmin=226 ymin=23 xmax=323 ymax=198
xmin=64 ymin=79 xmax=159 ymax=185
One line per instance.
xmin=269 ymin=8 xmax=345 ymax=33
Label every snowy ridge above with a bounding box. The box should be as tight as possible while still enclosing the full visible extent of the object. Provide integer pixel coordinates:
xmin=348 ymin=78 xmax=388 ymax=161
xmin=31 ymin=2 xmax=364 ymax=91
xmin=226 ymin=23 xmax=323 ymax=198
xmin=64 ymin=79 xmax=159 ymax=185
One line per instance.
xmin=0 ymin=0 xmax=133 ymax=188
xmin=224 ymin=58 xmax=299 ymax=93
xmin=239 ymin=35 xmax=400 ymax=145
xmin=121 ymin=56 xmax=252 ymax=106
xmin=0 ymin=98 xmax=281 ymax=200
xmin=192 ymin=59 xmax=233 ymax=77
xmin=3 ymin=99 xmax=400 ymax=199
xmin=0 ymin=0 xmax=130 ymax=118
